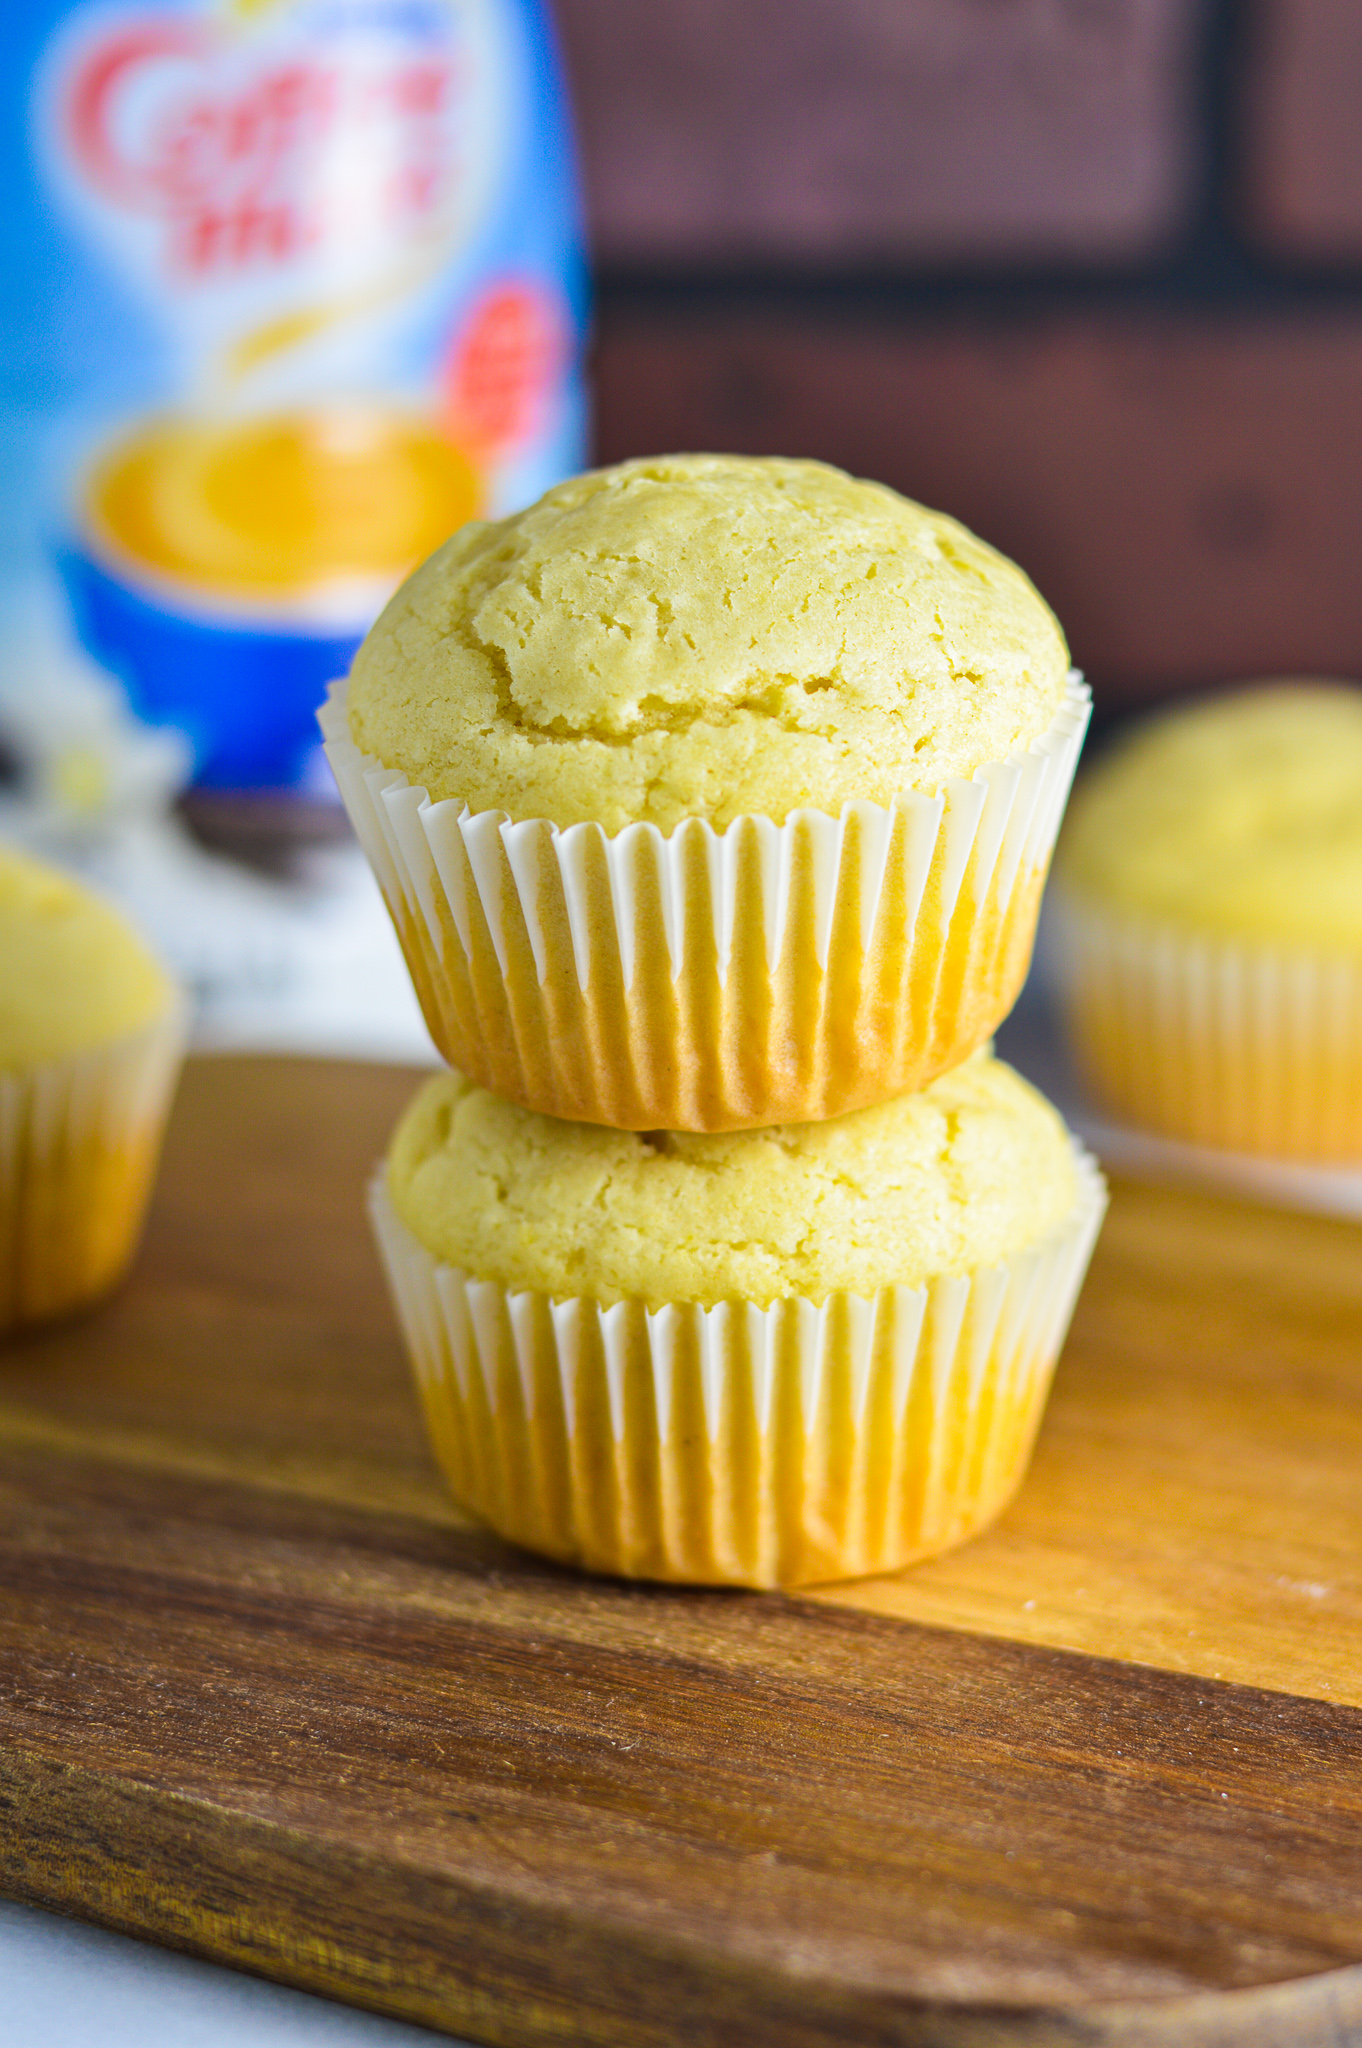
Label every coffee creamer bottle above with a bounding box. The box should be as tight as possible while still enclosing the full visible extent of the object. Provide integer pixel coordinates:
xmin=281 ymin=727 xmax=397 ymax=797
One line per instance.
xmin=3 ymin=0 xmax=588 ymax=797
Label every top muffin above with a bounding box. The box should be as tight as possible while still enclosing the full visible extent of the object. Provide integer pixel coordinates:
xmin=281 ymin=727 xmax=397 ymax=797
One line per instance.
xmin=348 ymin=453 xmax=1069 ymax=834
xmin=0 ymin=845 xmax=171 ymax=1069
xmin=1057 ymin=681 xmax=1362 ymax=952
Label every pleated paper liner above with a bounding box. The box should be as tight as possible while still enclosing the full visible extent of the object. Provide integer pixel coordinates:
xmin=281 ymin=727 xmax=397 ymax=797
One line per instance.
xmin=321 ymin=674 xmax=1090 ymax=1132
xmin=1050 ymin=892 xmax=1362 ymax=1163
xmin=0 ymin=995 xmax=187 ymax=1331
xmin=369 ymin=1148 xmax=1107 ymax=1589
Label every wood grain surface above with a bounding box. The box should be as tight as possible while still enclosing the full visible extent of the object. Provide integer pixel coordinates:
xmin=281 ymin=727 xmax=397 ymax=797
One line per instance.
xmin=4 ymin=1056 xmax=1362 ymax=2046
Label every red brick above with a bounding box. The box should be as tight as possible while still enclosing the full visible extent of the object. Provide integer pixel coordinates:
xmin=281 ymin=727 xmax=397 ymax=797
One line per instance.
xmin=1243 ymin=0 xmax=1362 ymax=257
xmin=594 ymin=307 xmax=1362 ymax=703
xmin=552 ymin=0 xmax=1197 ymax=269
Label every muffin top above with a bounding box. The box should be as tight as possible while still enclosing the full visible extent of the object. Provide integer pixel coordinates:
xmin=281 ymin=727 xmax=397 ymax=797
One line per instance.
xmin=348 ymin=453 xmax=1069 ymax=834
xmin=1057 ymin=681 xmax=1362 ymax=951
xmin=0 ymin=845 xmax=172 ymax=1069
xmin=386 ymin=1049 xmax=1078 ymax=1310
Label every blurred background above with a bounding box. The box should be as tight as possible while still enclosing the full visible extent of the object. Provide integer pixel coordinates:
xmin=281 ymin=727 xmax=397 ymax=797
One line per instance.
xmin=5 ymin=0 xmax=1361 ymax=1055
xmin=562 ymin=0 xmax=1362 ymax=717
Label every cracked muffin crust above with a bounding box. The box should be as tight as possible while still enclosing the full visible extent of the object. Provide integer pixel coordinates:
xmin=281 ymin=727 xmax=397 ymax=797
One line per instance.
xmin=385 ymin=1047 xmax=1077 ymax=1309
xmin=328 ymin=452 xmax=1085 ymax=1130
xmin=347 ymin=452 xmax=1069 ymax=833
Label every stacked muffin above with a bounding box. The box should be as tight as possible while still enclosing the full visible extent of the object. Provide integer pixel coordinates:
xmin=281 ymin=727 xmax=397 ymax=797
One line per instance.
xmin=324 ymin=456 xmax=1106 ymax=1586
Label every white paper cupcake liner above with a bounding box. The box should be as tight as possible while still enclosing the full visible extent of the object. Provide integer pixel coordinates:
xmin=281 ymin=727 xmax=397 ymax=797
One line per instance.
xmin=1050 ymin=893 xmax=1362 ymax=1164
xmin=321 ymin=674 xmax=1090 ymax=1130
xmin=0 ymin=996 xmax=187 ymax=1329
xmin=368 ymin=1146 xmax=1107 ymax=1588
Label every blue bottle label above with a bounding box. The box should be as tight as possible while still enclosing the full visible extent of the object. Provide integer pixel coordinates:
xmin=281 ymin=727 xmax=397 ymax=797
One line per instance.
xmin=5 ymin=0 xmax=587 ymax=791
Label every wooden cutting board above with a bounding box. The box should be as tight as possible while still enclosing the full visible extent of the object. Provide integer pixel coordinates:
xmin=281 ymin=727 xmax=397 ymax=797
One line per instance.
xmin=5 ymin=1056 xmax=1362 ymax=2047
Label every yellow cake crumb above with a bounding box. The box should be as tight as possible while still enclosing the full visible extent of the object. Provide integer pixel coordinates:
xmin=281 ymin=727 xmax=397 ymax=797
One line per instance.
xmin=348 ymin=453 xmax=1069 ymax=833
xmin=386 ymin=1049 xmax=1078 ymax=1310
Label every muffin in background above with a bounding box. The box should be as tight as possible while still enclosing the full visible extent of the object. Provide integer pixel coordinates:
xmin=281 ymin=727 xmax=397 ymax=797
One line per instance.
xmin=1051 ymin=681 xmax=1362 ymax=1162
xmin=370 ymin=1049 xmax=1105 ymax=1588
xmin=323 ymin=453 xmax=1089 ymax=1133
xmin=0 ymin=845 xmax=185 ymax=1330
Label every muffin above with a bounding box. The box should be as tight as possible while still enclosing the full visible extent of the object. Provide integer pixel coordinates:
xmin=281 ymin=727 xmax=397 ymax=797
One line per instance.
xmin=1051 ymin=681 xmax=1362 ymax=1161
xmin=370 ymin=1049 xmax=1106 ymax=1587
xmin=323 ymin=454 xmax=1089 ymax=1131
xmin=0 ymin=846 xmax=185 ymax=1329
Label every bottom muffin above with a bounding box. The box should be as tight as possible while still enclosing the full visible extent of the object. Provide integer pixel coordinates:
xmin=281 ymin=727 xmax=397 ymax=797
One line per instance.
xmin=372 ymin=1051 xmax=1106 ymax=1587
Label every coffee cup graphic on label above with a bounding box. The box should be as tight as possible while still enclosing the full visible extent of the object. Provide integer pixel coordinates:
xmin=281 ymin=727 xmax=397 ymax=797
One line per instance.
xmin=87 ymin=408 xmax=480 ymax=610
xmin=61 ymin=405 xmax=483 ymax=790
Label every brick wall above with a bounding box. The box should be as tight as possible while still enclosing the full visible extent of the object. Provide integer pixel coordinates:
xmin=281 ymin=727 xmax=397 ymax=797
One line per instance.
xmin=596 ymin=310 xmax=1362 ymax=703
xmin=1243 ymin=0 xmax=1362 ymax=256
xmin=551 ymin=0 xmax=1362 ymax=713
xmin=553 ymin=0 xmax=1198 ymax=267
